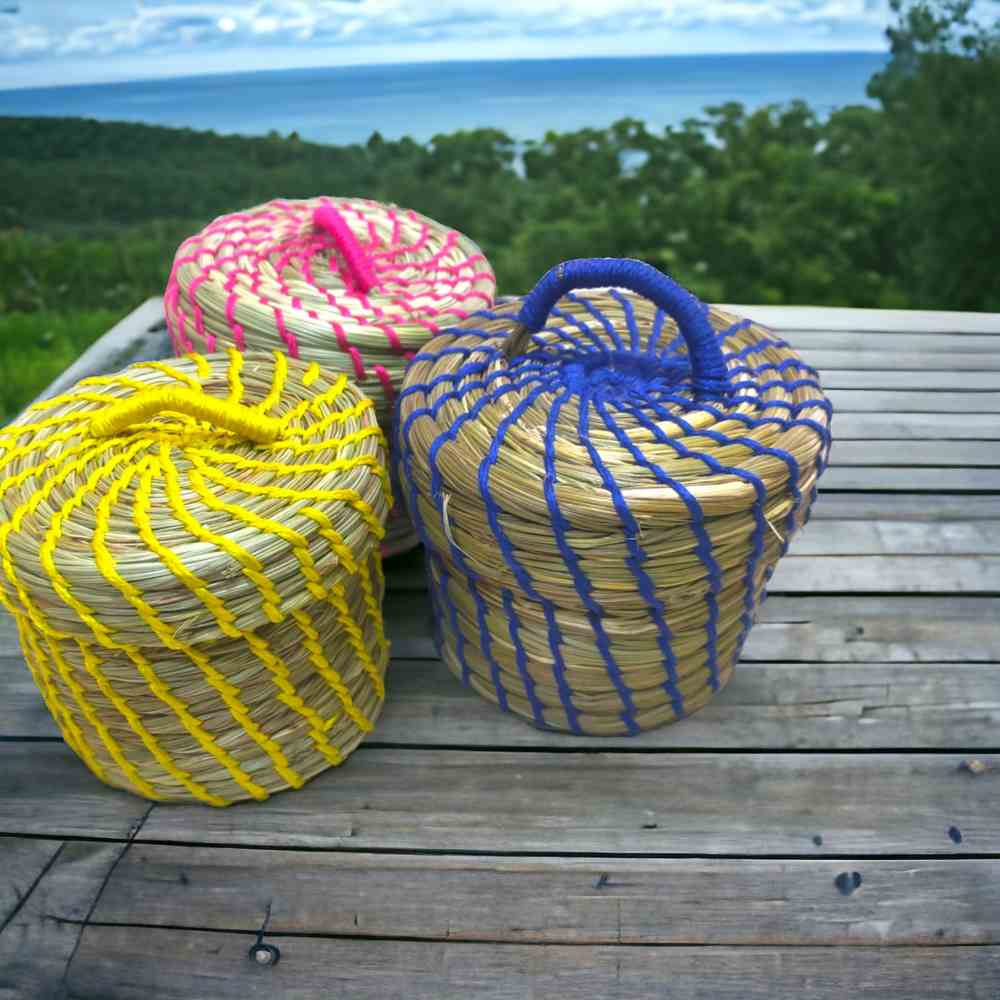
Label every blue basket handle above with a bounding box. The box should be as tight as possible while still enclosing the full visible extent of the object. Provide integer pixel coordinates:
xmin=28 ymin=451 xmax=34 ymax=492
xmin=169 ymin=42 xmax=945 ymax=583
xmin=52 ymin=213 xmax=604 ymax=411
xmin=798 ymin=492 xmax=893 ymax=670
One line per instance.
xmin=515 ymin=258 xmax=729 ymax=394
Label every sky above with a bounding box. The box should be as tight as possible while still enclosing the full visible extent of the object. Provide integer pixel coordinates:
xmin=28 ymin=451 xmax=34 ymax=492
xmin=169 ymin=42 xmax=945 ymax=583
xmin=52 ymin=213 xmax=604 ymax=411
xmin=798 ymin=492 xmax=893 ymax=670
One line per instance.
xmin=0 ymin=0 xmax=891 ymax=90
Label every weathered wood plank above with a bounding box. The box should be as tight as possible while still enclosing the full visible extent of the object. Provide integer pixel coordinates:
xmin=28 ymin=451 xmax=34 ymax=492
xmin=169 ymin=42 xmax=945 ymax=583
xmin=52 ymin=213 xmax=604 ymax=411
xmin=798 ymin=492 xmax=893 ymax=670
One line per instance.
xmin=810 ymin=350 xmax=1000 ymax=371
xmin=807 ymin=494 xmax=1000 ymax=520
xmin=721 ymin=304 xmax=1000 ymax=334
xmin=811 ymin=332 xmax=996 ymax=362
xmin=0 ymin=655 xmax=43 ymax=737
xmin=0 ymin=839 xmax=63 ymax=932
xmin=745 ymin=619 xmax=1000 ymax=663
xmin=62 ymin=929 xmax=1000 ymax=1000
xmin=5 ymin=648 xmax=998 ymax=748
xmin=138 ymin=750 xmax=998 ymax=853
xmin=4 ymin=742 xmax=993 ymax=856
xmin=762 ymin=594 xmax=999 ymax=620
xmin=789 ymin=521 xmax=1000 ymax=555
xmin=71 ymin=843 xmax=1000 ymax=945
xmin=822 ymin=468 xmax=1000 ymax=491
xmin=775 ymin=555 xmax=1000 ymax=592
xmin=827 ymin=389 xmax=1000 ymax=413
xmin=821 ymin=371 xmax=1000 ymax=390
xmin=831 ymin=412 xmax=1000 ymax=439
xmin=0 ymin=840 xmax=116 ymax=1000
xmin=0 ymin=743 xmax=148 ymax=840
xmin=382 ymin=659 xmax=1000 ymax=750
xmin=829 ymin=440 xmax=1000 ymax=467
xmin=783 ymin=332 xmax=1000 ymax=355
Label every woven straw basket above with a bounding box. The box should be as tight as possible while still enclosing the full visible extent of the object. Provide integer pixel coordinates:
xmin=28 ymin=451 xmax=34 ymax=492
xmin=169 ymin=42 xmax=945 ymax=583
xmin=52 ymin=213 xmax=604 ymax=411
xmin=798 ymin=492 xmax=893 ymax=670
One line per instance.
xmin=398 ymin=259 xmax=833 ymax=736
xmin=164 ymin=196 xmax=497 ymax=556
xmin=0 ymin=350 xmax=391 ymax=804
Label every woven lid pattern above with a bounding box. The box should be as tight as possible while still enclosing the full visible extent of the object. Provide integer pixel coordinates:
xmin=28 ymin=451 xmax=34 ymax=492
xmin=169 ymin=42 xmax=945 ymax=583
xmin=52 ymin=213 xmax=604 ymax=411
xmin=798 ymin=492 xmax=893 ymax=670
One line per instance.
xmin=397 ymin=259 xmax=833 ymax=736
xmin=165 ymin=196 xmax=497 ymax=427
xmin=0 ymin=351 xmax=390 ymax=804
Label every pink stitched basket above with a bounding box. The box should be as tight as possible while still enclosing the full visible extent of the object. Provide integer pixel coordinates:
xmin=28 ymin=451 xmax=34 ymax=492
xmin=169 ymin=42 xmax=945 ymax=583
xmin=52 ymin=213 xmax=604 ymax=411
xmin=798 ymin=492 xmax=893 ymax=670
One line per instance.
xmin=164 ymin=196 xmax=497 ymax=555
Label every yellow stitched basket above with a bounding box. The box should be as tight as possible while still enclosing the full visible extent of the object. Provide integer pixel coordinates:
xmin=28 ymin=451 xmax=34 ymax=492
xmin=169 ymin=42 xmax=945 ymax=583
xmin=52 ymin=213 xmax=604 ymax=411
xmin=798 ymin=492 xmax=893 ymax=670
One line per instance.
xmin=0 ymin=350 xmax=391 ymax=805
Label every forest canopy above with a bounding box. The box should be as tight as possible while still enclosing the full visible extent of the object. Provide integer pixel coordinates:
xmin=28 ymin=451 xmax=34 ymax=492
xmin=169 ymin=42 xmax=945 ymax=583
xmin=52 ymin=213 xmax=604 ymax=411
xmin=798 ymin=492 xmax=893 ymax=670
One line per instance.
xmin=0 ymin=0 xmax=997 ymax=416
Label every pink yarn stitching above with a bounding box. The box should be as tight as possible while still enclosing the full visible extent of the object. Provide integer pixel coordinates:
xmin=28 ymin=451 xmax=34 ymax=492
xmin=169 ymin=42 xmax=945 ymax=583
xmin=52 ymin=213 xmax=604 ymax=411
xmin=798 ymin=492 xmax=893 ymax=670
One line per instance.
xmin=163 ymin=196 xmax=496 ymax=388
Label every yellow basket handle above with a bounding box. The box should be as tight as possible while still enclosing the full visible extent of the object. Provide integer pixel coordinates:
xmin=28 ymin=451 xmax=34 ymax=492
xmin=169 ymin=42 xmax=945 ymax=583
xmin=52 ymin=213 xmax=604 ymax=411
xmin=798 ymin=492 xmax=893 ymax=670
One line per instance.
xmin=89 ymin=388 xmax=284 ymax=444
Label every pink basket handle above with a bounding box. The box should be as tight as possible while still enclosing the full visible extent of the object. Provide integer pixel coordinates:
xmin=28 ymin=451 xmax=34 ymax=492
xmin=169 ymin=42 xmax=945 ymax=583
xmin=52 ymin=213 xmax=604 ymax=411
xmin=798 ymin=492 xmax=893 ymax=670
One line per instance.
xmin=313 ymin=204 xmax=377 ymax=294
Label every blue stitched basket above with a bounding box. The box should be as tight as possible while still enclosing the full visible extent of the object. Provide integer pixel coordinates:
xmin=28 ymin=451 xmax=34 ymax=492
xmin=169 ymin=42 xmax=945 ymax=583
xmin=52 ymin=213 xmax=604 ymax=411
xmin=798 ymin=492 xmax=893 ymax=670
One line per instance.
xmin=396 ymin=259 xmax=833 ymax=735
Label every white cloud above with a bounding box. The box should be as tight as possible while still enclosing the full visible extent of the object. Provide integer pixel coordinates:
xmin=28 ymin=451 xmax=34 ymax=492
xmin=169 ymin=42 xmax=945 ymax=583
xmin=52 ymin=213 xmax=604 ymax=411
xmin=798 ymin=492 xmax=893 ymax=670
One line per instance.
xmin=0 ymin=0 xmax=893 ymax=86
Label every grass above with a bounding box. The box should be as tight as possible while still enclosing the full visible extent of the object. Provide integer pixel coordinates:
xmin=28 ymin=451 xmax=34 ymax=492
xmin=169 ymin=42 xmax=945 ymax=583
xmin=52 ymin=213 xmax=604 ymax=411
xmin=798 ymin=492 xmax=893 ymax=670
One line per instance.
xmin=0 ymin=308 xmax=122 ymax=421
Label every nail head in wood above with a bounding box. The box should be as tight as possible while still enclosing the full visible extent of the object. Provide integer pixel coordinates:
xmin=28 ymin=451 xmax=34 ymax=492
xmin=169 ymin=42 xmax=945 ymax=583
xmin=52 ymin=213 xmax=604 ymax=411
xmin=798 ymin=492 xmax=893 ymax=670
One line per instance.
xmin=249 ymin=943 xmax=280 ymax=967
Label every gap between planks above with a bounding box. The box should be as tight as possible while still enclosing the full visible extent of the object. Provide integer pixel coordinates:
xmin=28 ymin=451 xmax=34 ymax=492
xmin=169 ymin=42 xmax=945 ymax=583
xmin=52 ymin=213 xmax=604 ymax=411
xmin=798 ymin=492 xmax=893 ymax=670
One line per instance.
xmin=2 ymin=839 xmax=998 ymax=948
xmin=2 ymin=743 xmax=997 ymax=855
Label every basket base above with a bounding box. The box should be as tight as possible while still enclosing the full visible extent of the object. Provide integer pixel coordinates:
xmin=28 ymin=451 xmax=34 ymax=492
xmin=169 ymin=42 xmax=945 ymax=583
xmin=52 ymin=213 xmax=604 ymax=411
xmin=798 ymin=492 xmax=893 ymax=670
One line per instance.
xmin=441 ymin=648 xmax=735 ymax=737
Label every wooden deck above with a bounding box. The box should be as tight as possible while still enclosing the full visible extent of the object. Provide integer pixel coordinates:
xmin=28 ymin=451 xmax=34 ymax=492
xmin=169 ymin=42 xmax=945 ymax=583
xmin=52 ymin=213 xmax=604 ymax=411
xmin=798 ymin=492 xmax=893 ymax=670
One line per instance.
xmin=2 ymin=300 xmax=999 ymax=998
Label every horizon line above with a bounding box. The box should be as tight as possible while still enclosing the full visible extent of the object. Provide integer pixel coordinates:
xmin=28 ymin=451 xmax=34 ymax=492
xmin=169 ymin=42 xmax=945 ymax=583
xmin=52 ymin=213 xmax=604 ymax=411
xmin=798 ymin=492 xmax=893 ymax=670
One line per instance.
xmin=0 ymin=46 xmax=888 ymax=95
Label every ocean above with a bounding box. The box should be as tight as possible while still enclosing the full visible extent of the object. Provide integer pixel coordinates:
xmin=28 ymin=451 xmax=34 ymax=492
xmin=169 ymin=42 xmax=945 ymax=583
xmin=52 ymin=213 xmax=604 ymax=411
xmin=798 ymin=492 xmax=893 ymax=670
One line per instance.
xmin=0 ymin=51 xmax=886 ymax=146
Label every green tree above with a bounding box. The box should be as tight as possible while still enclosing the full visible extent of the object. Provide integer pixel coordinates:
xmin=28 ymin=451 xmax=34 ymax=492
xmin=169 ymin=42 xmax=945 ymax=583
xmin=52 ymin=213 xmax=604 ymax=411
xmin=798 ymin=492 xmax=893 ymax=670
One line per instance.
xmin=869 ymin=0 xmax=1000 ymax=309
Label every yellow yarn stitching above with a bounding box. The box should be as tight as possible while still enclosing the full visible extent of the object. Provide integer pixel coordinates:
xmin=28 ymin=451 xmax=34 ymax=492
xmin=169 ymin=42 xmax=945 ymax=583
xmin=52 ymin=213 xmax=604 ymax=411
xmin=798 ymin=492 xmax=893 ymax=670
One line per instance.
xmin=0 ymin=351 xmax=388 ymax=806
xmin=91 ymin=462 xmax=268 ymax=802
xmin=38 ymin=630 xmax=119 ymax=787
xmin=159 ymin=443 xmax=285 ymax=623
xmin=130 ymin=462 xmax=305 ymax=790
xmin=299 ymin=505 xmax=389 ymax=683
xmin=185 ymin=457 xmax=374 ymax=731
xmin=90 ymin=388 xmax=285 ymax=444
xmin=15 ymin=614 xmax=88 ymax=765
xmin=275 ymin=396 xmax=376 ymax=442
xmin=189 ymin=352 xmax=212 ymax=380
xmin=25 ymin=443 xmax=228 ymax=805
xmin=191 ymin=448 xmax=388 ymax=484
xmin=321 ymin=582 xmax=385 ymax=701
xmin=227 ymin=348 xmax=244 ymax=402
xmin=0 ymin=432 xmax=109 ymax=495
xmin=265 ymin=425 xmax=383 ymax=455
xmin=2 ymin=442 xmax=215 ymax=802
xmin=190 ymin=456 xmax=389 ymax=540
xmin=144 ymin=463 xmax=345 ymax=767
xmin=290 ymin=607 xmax=374 ymax=733
xmin=257 ymin=350 xmax=287 ymax=413
xmin=307 ymin=373 xmax=349 ymax=417
xmin=278 ymin=374 xmax=349 ymax=433
xmin=22 ymin=376 xmax=152 ymax=415
xmin=0 ymin=439 xmax=141 ymax=633
xmin=132 ymin=359 xmax=202 ymax=390
xmin=11 ymin=616 xmax=63 ymax=735
xmin=26 ymin=391 xmax=128 ymax=412
xmin=0 ymin=409 xmax=94 ymax=439
xmin=187 ymin=459 xmax=327 ymax=600
xmin=63 ymin=636 xmax=163 ymax=799
xmin=70 ymin=634 xmax=203 ymax=802
xmin=68 ymin=374 xmax=152 ymax=393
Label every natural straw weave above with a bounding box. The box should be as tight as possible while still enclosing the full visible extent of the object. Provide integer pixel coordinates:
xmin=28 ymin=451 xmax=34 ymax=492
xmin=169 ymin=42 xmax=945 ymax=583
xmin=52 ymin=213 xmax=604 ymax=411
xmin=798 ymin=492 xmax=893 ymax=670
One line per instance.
xmin=0 ymin=350 xmax=391 ymax=804
xmin=398 ymin=259 xmax=833 ymax=736
xmin=164 ymin=197 xmax=497 ymax=555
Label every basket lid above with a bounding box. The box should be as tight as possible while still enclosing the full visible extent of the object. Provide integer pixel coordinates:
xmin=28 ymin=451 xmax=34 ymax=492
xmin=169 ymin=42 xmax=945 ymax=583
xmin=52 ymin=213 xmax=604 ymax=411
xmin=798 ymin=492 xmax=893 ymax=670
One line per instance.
xmin=397 ymin=258 xmax=833 ymax=531
xmin=0 ymin=350 xmax=390 ymax=646
xmin=165 ymin=197 xmax=496 ymax=416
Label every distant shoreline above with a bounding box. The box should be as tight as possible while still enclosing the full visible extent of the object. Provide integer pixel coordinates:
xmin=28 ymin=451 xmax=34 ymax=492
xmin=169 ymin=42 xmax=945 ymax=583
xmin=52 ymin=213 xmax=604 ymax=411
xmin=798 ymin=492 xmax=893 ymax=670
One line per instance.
xmin=0 ymin=51 xmax=885 ymax=146
xmin=0 ymin=48 xmax=888 ymax=95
